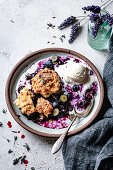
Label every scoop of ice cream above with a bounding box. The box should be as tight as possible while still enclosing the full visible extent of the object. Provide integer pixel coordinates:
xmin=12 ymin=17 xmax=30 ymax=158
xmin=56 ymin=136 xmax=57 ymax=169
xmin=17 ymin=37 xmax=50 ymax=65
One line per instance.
xmin=65 ymin=62 xmax=89 ymax=84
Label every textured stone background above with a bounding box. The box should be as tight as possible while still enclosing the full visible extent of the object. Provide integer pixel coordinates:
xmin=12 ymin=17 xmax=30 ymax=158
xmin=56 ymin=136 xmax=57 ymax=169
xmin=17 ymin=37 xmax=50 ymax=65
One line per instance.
xmin=0 ymin=0 xmax=113 ymax=170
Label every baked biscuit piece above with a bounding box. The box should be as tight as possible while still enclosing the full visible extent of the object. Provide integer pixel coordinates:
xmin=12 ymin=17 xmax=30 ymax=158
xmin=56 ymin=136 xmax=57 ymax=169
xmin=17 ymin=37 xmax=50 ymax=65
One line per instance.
xmin=14 ymin=87 xmax=36 ymax=115
xmin=36 ymin=97 xmax=53 ymax=117
xmin=31 ymin=68 xmax=60 ymax=98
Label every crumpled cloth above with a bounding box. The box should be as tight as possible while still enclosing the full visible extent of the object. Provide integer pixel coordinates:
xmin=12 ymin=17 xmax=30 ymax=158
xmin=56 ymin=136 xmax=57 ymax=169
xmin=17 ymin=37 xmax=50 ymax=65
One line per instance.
xmin=62 ymin=36 xmax=113 ymax=170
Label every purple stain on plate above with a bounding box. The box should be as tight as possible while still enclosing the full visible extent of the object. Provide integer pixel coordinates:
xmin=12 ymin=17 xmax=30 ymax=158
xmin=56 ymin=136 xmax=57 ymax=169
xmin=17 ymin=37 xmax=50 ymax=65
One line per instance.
xmin=79 ymin=84 xmax=83 ymax=92
xmin=66 ymin=84 xmax=72 ymax=93
xmin=25 ymin=73 xmax=36 ymax=80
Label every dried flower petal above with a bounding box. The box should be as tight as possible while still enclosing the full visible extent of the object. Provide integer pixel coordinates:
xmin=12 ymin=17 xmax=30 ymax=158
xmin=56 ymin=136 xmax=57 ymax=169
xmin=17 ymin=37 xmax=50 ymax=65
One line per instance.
xmin=13 ymin=156 xmax=22 ymax=165
xmin=0 ymin=122 xmax=3 ymax=127
xmin=3 ymin=136 xmax=11 ymax=142
xmin=12 ymin=130 xmax=17 ymax=133
xmin=2 ymin=109 xmax=7 ymax=114
xmin=23 ymin=143 xmax=30 ymax=152
xmin=14 ymin=136 xmax=18 ymax=144
xmin=31 ymin=167 xmax=35 ymax=170
xmin=21 ymin=155 xmax=26 ymax=164
xmin=8 ymin=149 xmax=13 ymax=154
xmin=47 ymin=23 xmax=55 ymax=29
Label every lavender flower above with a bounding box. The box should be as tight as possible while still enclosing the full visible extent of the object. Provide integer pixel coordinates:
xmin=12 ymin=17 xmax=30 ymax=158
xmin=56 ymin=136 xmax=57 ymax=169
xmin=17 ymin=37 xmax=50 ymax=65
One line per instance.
xmin=100 ymin=14 xmax=110 ymax=22
xmin=82 ymin=5 xmax=101 ymax=14
xmin=91 ymin=19 xmax=102 ymax=38
xmin=101 ymin=14 xmax=107 ymax=22
xmin=106 ymin=14 xmax=111 ymax=20
xmin=90 ymin=13 xmax=100 ymax=22
xmin=68 ymin=24 xmax=80 ymax=44
xmin=99 ymin=14 xmax=113 ymax=26
xmin=107 ymin=16 xmax=113 ymax=26
xmin=58 ymin=16 xmax=76 ymax=30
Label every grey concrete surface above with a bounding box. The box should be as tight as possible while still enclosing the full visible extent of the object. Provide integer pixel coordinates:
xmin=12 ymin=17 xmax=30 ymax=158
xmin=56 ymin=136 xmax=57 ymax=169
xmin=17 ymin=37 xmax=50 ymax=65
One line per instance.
xmin=0 ymin=0 xmax=113 ymax=169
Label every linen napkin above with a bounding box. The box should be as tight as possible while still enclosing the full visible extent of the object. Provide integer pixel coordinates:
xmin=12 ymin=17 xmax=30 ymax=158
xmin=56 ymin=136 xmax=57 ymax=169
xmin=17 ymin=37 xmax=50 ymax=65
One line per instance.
xmin=62 ymin=34 xmax=113 ymax=170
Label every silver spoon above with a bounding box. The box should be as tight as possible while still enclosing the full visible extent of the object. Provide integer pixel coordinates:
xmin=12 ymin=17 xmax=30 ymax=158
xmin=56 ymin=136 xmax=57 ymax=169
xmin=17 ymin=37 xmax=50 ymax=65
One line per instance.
xmin=52 ymin=101 xmax=94 ymax=154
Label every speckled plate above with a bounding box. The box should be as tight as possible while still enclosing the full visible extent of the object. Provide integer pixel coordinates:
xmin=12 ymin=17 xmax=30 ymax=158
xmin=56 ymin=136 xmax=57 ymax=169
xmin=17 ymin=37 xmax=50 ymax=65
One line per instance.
xmin=5 ymin=48 xmax=104 ymax=137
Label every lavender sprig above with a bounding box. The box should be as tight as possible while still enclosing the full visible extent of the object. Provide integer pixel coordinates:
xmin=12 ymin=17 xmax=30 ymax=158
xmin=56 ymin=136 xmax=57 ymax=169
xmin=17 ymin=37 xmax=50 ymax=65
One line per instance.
xmin=82 ymin=5 xmax=101 ymax=14
xmin=90 ymin=13 xmax=113 ymax=38
xmin=58 ymin=0 xmax=113 ymax=43
xmin=90 ymin=13 xmax=100 ymax=22
xmin=58 ymin=16 xmax=76 ymax=30
xmin=91 ymin=19 xmax=102 ymax=38
xmin=68 ymin=24 xmax=80 ymax=44
xmin=107 ymin=16 xmax=113 ymax=26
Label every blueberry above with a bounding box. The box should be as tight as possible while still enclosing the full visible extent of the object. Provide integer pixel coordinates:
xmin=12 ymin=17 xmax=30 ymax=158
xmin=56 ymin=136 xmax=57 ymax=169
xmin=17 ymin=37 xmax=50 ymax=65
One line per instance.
xmin=28 ymin=112 xmax=38 ymax=121
xmin=25 ymin=73 xmax=36 ymax=80
xmin=69 ymin=105 xmax=73 ymax=111
xmin=58 ymin=111 xmax=64 ymax=118
xmin=51 ymin=94 xmax=59 ymax=100
xmin=32 ymin=98 xmax=37 ymax=107
xmin=59 ymin=105 xmax=65 ymax=110
xmin=62 ymin=108 xmax=67 ymax=113
xmin=60 ymin=94 xmax=68 ymax=103
xmin=73 ymin=59 xmax=79 ymax=63
xmin=43 ymin=60 xmax=54 ymax=70
xmin=52 ymin=56 xmax=59 ymax=63
xmin=89 ymin=70 xmax=93 ymax=75
xmin=64 ymin=91 xmax=71 ymax=99
xmin=76 ymin=101 xmax=84 ymax=109
xmin=18 ymin=85 xmax=25 ymax=93
xmin=52 ymin=101 xmax=59 ymax=108
xmin=80 ymin=101 xmax=84 ymax=106
xmin=65 ymin=101 xmax=71 ymax=107
xmin=48 ymin=114 xmax=54 ymax=119
xmin=53 ymin=108 xmax=59 ymax=116
xmin=92 ymin=90 xmax=96 ymax=96
xmin=72 ymin=85 xmax=80 ymax=92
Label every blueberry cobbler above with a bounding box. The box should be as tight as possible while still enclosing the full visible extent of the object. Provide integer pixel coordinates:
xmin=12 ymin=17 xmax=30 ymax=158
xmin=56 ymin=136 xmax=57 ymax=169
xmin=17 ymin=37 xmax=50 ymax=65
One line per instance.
xmin=14 ymin=56 xmax=98 ymax=129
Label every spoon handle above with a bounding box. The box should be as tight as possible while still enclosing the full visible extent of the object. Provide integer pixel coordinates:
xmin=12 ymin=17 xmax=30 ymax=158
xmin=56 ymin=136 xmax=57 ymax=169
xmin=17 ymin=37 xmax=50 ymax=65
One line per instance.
xmin=52 ymin=115 xmax=77 ymax=154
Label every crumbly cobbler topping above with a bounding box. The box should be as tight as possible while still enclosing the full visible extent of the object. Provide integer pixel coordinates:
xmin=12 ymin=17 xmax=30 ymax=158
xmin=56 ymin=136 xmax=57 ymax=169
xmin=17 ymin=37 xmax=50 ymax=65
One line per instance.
xmin=36 ymin=97 xmax=53 ymax=117
xmin=14 ymin=87 xmax=36 ymax=115
xmin=31 ymin=68 xmax=60 ymax=98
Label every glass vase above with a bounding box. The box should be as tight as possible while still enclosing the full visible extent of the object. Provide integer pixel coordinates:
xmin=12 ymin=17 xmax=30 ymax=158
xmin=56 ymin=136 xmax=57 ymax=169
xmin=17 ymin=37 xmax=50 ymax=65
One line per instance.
xmin=88 ymin=10 xmax=112 ymax=50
